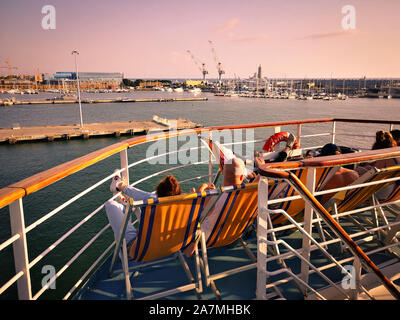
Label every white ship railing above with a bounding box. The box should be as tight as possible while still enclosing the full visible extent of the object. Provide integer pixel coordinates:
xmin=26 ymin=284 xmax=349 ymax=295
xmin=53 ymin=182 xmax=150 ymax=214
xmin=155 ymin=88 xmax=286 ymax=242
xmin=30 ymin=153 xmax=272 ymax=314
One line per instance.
xmin=256 ymin=164 xmax=400 ymax=300
xmin=0 ymin=118 xmax=399 ymax=299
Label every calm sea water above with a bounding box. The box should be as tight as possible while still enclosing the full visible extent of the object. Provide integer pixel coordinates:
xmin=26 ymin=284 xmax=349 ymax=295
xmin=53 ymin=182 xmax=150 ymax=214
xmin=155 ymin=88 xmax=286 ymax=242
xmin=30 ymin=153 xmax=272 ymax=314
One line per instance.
xmin=0 ymin=91 xmax=399 ymax=299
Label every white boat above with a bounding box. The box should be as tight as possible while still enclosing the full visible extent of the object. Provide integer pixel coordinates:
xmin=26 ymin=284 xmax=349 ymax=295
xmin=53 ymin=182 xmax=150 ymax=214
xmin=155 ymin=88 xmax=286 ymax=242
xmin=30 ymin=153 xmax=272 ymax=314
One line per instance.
xmin=173 ymin=87 xmax=184 ymax=93
xmin=190 ymin=88 xmax=202 ymax=94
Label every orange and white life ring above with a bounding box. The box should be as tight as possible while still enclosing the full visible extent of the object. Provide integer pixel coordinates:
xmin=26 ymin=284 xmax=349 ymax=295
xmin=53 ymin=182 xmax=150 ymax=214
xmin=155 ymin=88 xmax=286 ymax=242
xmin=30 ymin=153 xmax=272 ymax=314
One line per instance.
xmin=262 ymin=132 xmax=299 ymax=152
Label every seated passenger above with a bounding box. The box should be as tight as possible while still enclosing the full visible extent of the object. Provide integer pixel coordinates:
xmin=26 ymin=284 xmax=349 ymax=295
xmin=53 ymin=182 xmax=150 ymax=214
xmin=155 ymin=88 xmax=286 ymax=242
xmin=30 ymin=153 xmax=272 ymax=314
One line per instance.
xmin=370 ymin=130 xmax=400 ymax=200
xmin=105 ymin=172 xmax=214 ymax=249
xmin=371 ymin=130 xmax=400 ymax=169
xmin=183 ymin=158 xmax=260 ymax=257
xmin=318 ymin=143 xmax=359 ymax=204
xmin=390 ymin=129 xmax=400 ymax=146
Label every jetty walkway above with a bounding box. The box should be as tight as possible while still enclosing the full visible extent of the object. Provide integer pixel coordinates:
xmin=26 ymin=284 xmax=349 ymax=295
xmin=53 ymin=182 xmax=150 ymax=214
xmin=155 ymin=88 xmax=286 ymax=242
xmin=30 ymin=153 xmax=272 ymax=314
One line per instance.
xmin=0 ymin=117 xmax=202 ymax=144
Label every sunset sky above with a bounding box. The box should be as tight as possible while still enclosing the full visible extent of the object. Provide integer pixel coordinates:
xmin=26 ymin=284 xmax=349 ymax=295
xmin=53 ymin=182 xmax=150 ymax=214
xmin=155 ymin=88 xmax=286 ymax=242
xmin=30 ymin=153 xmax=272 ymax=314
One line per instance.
xmin=0 ymin=0 xmax=399 ymax=79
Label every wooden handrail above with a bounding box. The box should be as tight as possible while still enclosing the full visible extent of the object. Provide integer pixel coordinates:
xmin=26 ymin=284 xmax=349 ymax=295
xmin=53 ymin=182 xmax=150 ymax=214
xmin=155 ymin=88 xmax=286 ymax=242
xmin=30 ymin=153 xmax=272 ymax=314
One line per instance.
xmin=334 ymin=118 xmax=400 ymax=125
xmin=208 ymin=118 xmax=334 ymax=131
xmin=265 ymin=147 xmax=400 ymax=170
xmin=0 ymin=128 xmax=206 ymax=209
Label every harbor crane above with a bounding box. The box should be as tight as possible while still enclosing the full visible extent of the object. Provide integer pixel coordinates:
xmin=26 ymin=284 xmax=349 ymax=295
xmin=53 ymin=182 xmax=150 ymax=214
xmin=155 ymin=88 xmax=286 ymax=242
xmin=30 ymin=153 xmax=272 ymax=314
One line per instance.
xmin=186 ymin=50 xmax=208 ymax=81
xmin=0 ymin=59 xmax=18 ymax=77
xmin=208 ymin=40 xmax=225 ymax=85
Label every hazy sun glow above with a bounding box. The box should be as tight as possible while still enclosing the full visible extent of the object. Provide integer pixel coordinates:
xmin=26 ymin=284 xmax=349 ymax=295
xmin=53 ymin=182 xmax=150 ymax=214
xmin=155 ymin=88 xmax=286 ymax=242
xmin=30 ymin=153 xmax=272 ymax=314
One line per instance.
xmin=0 ymin=0 xmax=399 ymax=78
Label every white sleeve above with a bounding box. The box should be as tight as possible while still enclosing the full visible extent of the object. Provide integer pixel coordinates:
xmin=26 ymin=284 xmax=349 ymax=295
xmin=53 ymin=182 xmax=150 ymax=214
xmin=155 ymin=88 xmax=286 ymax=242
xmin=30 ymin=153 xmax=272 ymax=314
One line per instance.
xmin=123 ymin=186 xmax=157 ymax=201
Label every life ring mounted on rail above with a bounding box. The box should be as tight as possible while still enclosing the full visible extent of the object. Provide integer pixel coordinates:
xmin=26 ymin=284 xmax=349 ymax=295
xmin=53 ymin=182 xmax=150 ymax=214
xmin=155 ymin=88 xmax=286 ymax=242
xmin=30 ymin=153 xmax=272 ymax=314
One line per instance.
xmin=262 ymin=132 xmax=300 ymax=152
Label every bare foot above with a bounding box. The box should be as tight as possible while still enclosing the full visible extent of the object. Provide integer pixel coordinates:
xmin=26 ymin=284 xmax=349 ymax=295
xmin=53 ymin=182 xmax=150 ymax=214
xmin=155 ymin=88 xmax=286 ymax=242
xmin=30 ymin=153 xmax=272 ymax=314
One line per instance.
xmin=183 ymin=241 xmax=197 ymax=258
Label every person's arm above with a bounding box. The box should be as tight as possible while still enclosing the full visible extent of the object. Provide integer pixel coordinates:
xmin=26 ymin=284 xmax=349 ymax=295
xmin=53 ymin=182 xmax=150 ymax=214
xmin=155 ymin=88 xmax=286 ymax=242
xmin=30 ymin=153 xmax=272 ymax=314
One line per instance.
xmin=192 ymin=182 xmax=216 ymax=193
xmin=122 ymin=185 xmax=157 ymax=201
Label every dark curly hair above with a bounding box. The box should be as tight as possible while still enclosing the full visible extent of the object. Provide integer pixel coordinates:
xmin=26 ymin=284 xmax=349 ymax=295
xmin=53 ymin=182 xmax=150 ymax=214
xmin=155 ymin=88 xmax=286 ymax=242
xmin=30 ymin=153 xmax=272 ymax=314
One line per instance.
xmin=156 ymin=175 xmax=182 ymax=197
xmin=391 ymin=129 xmax=400 ymax=145
xmin=372 ymin=130 xmax=397 ymax=150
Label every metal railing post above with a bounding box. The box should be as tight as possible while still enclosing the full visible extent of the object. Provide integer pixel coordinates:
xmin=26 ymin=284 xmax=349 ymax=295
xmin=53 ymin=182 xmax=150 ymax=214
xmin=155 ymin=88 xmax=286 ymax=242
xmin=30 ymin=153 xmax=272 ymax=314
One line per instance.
xmin=300 ymin=167 xmax=316 ymax=294
xmin=120 ymin=148 xmax=130 ymax=185
xmin=208 ymin=130 xmax=213 ymax=185
xmin=350 ymin=257 xmax=362 ymax=300
xmin=256 ymin=177 xmax=269 ymax=300
xmin=297 ymin=124 xmax=302 ymax=147
xmin=331 ymin=121 xmax=336 ymax=144
xmin=9 ymin=199 xmax=32 ymax=300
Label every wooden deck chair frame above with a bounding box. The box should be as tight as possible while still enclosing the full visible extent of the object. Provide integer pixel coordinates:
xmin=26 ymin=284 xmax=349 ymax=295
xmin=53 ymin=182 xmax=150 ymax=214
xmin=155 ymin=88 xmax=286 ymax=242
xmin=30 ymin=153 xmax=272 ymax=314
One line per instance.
xmin=323 ymin=166 xmax=400 ymax=252
xmin=197 ymin=182 xmax=260 ymax=299
xmin=108 ymin=189 xmax=220 ymax=300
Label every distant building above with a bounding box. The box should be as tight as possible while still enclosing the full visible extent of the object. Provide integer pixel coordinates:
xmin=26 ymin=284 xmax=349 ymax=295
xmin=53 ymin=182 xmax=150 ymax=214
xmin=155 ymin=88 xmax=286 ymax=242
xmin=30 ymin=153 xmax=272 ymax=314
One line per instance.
xmin=185 ymin=80 xmax=204 ymax=87
xmin=257 ymin=65 xmax=262 ymax=82
xmin=42 ymin=72 xmax=123 ymax=89
xmin=138 ymin=81 xmax=163 ymax=88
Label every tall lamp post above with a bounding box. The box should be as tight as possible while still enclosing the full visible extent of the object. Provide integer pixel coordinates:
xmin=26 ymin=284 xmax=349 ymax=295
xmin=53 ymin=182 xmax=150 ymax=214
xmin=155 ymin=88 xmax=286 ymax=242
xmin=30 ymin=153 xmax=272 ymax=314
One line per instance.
xmin=71 ymin=50 xmax=83 ymax=128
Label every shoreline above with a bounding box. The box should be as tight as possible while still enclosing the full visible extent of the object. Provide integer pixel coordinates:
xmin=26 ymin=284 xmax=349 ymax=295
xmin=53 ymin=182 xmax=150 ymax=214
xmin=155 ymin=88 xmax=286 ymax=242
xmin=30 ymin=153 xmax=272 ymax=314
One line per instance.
xmin=0 ymin=96 xmax=208 ymax=106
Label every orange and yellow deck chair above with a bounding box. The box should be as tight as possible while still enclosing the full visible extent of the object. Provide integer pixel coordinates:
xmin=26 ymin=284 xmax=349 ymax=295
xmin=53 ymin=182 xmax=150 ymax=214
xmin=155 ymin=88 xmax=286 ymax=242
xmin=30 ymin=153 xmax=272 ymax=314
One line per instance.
xmin=324 ymin=166 xmax=400 ymax=214
xmin=268 ymin=166 xmax=340 ymax=226
xmin=197 ymin=182 xmax=259 ymax=298
xmin=108 ymin=189 xmax=220 ymax=300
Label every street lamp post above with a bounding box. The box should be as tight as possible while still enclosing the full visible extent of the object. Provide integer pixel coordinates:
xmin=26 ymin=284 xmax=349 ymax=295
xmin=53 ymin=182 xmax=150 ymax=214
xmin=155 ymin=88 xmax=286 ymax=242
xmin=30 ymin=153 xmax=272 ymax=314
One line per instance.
xmin=71 ymin=50 xmax=83 ymax=128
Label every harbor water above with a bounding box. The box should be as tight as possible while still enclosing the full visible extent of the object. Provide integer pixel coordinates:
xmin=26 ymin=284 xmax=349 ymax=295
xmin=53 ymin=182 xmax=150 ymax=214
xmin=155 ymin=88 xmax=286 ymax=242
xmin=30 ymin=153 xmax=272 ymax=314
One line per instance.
xmin=0 ymin=91 xmax=399 ymax=299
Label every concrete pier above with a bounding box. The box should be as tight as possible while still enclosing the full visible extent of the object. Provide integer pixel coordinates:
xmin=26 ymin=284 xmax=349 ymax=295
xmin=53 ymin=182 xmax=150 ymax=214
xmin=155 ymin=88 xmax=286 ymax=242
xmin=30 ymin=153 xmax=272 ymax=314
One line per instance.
xmin=0 ymin=118 xmax=202 ymax=144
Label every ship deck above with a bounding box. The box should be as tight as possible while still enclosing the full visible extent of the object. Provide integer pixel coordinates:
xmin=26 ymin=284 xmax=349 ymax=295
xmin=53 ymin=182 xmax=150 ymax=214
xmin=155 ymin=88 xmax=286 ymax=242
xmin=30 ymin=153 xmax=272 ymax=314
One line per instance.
xmin=75 ymin=217 xmax=400 ymax=301
xmin=1 ymin=118 xmax=400 ymax=301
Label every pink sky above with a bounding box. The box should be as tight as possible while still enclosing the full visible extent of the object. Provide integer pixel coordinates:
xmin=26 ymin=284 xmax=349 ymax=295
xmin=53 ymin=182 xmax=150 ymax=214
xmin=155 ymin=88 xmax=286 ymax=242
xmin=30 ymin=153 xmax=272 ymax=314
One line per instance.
xmin=0 ymin=0 xmax=399 ymax=79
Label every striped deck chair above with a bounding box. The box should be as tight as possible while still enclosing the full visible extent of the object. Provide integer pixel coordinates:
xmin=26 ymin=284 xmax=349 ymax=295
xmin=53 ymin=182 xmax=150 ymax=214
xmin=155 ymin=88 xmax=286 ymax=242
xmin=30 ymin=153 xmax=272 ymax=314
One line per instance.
xmin=109 ymin=190 xmax=219 ymax=300
xmin=322 ymin=166 xmax=400 ymax=250
xmin=269 ymin=166 xmax=339 ymax=226
xmin=198 ymin=182 xmax=260 ymax=298
xmin=205 ymin=183 xmax=259 ymax=248
xmin=325 ymin=166 xmax=400 ymax=214
xmin=378 ymin=166 xmax=400 ymax=205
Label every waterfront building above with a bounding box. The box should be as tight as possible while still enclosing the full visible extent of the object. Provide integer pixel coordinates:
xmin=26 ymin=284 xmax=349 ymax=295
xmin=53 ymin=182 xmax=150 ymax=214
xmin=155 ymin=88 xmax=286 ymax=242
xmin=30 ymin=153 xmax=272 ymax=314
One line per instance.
xmin=138 ymin=81 xmax=163 ymax=88
xmin=185 ymin=80 xmax=204 ymax=87
xmin=42 ymin=72 xmax=124 ymax=90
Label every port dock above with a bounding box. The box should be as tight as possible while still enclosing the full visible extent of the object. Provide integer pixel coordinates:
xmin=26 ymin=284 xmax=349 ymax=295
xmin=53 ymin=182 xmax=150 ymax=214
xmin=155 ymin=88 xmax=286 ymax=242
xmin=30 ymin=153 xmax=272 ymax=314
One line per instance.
xmin=0 ymin=117 xmax=203 ymax=144
xmin=0 ymin=96 xmax=208 ymax=106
